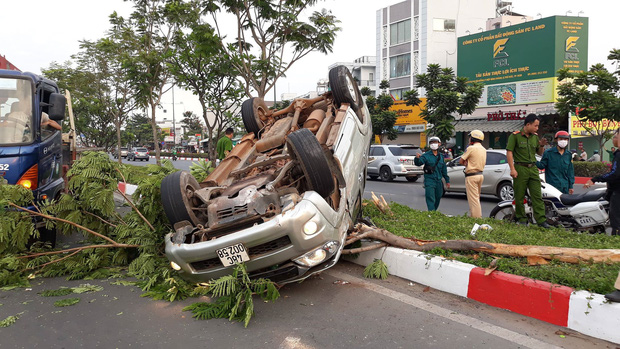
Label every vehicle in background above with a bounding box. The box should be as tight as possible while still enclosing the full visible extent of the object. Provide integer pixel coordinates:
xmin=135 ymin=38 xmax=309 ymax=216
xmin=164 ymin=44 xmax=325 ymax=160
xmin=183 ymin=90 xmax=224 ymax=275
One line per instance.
xmin=443 ymin=149 xmax=543 ymax=201
xmin=113 ymin=147 xmax=128 ymax=158
xmin=367 ymin=144 xmax=423 ymax=182
xmin=160 ymin=65 xmax=371 ymax=285
xmin=127 ymin=147 xmax=149 ymax=161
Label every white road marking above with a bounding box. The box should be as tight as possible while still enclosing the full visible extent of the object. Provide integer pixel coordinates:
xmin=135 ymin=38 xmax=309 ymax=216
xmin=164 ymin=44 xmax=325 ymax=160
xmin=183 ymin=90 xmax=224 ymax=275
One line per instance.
xmin=326 ymin=270 xmax=560 ymax=349
xmin=279 ymin=336 xmax=316 ymax=349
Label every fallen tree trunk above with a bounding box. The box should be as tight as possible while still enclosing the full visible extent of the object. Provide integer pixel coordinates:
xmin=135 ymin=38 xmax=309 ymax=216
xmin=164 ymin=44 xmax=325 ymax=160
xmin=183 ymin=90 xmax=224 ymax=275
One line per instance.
xmin=345 ymin=224 xmax=620 ymax=264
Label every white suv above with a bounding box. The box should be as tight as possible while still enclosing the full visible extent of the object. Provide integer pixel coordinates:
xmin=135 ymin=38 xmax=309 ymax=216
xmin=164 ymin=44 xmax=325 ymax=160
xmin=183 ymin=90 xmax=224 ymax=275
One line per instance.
xmin=367 ymin=144 xmax=424 ymax=182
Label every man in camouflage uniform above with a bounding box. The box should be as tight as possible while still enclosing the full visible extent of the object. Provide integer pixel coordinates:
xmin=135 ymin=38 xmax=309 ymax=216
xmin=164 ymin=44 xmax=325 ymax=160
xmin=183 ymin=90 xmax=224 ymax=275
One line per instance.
xmin=506 ymin=114 xmax=550 ymax=228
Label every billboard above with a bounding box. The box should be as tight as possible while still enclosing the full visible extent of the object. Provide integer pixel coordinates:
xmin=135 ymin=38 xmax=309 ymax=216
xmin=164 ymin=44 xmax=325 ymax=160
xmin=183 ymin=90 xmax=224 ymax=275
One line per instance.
xmin=458 ymin=16 xmax=588 ymax=88
xmin=477 ymin=77 xmax=555 ymax=107
xmin=570 ymin=114 xmax=620 ymax=138
xmin=391 ymin=99 xmax=427 ymax=126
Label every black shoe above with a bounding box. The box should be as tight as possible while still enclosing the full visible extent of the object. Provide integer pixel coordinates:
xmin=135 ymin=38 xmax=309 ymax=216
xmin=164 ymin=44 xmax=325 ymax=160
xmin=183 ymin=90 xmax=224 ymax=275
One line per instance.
xmin=537 ymin=222 xmax=552 ymax=229
xmin=604 ymin=290 xmax=620 ymax=302
xmin=516 ymin=220 xmax=528 ymax=226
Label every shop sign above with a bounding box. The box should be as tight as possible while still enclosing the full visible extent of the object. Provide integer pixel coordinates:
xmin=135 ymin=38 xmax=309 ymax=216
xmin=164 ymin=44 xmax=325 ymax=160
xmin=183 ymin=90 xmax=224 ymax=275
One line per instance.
xmin=570 ymin=113 xmax=620 ymax=138
xmin=487 ymin=109 xmax=527 ymax=121
xmin=393 ymin=124 xmax=426 ymax=133
xmin=391 ymin=100 xmax=427 ymax=126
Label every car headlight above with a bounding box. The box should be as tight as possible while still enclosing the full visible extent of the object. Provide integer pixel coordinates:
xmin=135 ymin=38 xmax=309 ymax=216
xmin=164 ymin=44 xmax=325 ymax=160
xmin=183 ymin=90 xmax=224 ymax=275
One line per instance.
xmin=170 ymin=261 xmax=182 ymax=271
xmin=293 ymin=241 xmax=340 ymax=267
xmin=303 ymin=221 xmax=318 ymax=235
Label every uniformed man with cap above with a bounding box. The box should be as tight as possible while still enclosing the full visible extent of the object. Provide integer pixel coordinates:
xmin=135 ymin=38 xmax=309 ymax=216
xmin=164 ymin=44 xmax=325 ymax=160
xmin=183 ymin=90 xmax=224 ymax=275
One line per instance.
xmin=459 ymin=130 xmax=486 ymax=218
xmin=415 ymin=136 xmax=450 ymax=211
xmin=536 ymin=131 xmax=574 ymax=194
xmin=506 ymin=114 xmax=549 ymax=228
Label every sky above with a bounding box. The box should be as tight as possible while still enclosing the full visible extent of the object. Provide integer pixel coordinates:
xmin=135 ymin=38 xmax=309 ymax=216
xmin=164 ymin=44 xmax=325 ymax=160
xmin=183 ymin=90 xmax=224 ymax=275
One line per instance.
xmin=2 ymin=0 xmax=619 ymax=122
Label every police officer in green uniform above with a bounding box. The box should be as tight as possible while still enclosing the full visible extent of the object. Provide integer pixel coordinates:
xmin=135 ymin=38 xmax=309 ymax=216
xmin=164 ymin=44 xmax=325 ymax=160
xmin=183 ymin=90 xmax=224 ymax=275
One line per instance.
xmin=506 ymin=114 xmax=550 ymax=228
xmin=536 ymin=131 xmax=574 ymax=194
xmin=415 ymin=137 xmax=450 ymax=211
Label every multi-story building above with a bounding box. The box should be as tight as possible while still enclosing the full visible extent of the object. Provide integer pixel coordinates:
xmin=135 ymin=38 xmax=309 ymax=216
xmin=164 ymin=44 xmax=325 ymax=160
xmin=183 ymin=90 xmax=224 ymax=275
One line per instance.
xmin=374 ymin=0 xmax=497 ymax=146
xmin=376 ymin=0 xmax=496 ymax=100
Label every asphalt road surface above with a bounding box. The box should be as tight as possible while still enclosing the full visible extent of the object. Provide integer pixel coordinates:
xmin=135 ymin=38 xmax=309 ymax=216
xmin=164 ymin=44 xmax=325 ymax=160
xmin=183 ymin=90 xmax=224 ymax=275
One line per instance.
xmin=1 ymin=262 xmax=613 ymax=348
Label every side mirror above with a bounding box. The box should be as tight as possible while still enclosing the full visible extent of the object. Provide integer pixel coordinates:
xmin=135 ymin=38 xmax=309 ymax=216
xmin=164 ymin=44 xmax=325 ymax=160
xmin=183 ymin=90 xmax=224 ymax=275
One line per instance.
xmin=48 ymin=93 xmax=66 ymax=121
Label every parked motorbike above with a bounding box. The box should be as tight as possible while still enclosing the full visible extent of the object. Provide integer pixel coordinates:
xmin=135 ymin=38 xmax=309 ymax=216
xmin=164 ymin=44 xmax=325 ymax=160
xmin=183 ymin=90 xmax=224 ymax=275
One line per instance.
xmin=489 ymin=182 xmax=610 ymax=233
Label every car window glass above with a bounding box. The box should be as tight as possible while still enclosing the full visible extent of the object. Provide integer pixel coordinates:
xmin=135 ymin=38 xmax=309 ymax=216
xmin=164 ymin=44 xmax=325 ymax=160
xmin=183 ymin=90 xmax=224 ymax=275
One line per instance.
xmin=375 ymin=147 xmax=386 ymax=156
xmin=389 ymin=146 xmax=419 ymax=156
xmin=486 ymin=152 xmax=506 ymax=165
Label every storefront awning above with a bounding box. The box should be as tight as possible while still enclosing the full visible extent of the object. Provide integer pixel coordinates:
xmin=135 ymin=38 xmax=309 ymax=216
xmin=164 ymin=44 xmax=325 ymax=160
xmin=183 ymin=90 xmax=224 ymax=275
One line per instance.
xmin=454 ymin=119 xmax=523 ymax=133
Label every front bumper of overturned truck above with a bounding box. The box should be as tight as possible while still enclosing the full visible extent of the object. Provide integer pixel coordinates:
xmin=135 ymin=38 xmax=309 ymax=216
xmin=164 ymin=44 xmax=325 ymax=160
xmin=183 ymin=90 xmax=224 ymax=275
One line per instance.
xmin=164 ymin=191 xmax=350 ymax=284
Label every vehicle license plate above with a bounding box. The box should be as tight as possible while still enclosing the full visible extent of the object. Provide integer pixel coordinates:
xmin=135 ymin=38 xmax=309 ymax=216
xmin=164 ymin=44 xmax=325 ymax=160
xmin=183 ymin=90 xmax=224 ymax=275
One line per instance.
xmin=404 ymin=160 xmax=414 ymax=165
xmin=216 ymin=243 xmax=250 ymax=267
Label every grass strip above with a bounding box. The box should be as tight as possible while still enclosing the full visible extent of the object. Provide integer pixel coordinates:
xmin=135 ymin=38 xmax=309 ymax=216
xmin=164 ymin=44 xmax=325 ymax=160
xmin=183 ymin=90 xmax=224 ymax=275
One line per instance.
xmin=364 ymin=201 xmax=620 ymax=294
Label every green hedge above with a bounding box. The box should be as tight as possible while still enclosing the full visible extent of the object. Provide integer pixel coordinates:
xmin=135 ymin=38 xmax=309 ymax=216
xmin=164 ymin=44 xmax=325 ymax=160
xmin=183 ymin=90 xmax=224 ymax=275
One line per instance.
xmin=572 ymin=161 xmax=611 ymax=177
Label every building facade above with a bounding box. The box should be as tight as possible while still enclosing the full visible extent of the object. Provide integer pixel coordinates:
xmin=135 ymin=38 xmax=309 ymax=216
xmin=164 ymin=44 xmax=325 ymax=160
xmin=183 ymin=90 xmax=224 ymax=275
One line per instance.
xmin=0 ymin=55 xmax=20 ymax=71
xmin=375 ymin=0 xmax=496 ymax=146
xmin=456 ymin=15 xmax=589 ymax=150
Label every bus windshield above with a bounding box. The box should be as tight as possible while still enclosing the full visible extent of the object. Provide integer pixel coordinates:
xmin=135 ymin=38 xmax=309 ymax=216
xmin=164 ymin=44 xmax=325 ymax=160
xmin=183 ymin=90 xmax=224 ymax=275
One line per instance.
xmin=0 ymin=77 xmax=33 ymax=145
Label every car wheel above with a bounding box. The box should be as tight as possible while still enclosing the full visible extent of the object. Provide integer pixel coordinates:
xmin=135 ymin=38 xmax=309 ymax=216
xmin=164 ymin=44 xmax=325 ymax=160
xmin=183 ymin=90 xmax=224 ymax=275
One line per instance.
xmin=241 ymin=97 xmax=267 ymax=137
xmin=286 ymin=128 xmax=335 ymax=198
xmin=368 ymin=175 xmax=378 ymax=180
xmin=497 ymin=182 xmax=514 ymax=201
xmin=489 ymin=205 xmax=516 ymax=221
xmin=328 ymin=65 xmax=362 ymax=115
xmin=161 ymin=171 xmax=203 ymax=226
xmin=406 ymin=176 xmax=419 ymax=182
xmin=379 ymin=166 xmax=393 ymax=182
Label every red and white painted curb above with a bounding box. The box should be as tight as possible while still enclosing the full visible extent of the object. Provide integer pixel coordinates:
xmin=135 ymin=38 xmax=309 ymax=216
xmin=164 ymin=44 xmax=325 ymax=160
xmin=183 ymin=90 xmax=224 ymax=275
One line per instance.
xmin=117 ymin=182 xmax=138 ymax=196
xmin=352 ymin=243 xmax=620 ymax=344
xmin=148 ymin=155 xmax=209 ymax=162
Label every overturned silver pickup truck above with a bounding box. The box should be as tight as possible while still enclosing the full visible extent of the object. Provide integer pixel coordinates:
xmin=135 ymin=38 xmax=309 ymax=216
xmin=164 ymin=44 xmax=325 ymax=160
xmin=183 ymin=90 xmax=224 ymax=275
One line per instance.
xmin=160 ymin=66 xmax=372 ymax=284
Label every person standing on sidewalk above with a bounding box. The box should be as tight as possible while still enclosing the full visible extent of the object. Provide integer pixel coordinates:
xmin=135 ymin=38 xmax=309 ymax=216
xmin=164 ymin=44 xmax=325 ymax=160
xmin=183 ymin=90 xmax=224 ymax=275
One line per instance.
xmin=459 ymin=130 xmax=486 ymax=218
xmin=506 ymin=114 xmax=550 ymax=228
xmin=536 ymin=131 xmax=575 ymax=194
xmin=415 ymin=137 xmax=450 ymax=211
xmin=584 ymin=127 xmax=620 ymax=236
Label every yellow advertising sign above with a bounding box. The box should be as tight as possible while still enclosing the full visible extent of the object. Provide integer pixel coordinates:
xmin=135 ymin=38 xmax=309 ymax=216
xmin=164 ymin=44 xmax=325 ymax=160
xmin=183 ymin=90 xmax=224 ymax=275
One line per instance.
xmin=570 ymin=114 xmax=620 ymax=138
xmin=161 ymin=127 xmax=171 ymax=136
xmin=390 ymin=99 xmax=427 ymax=126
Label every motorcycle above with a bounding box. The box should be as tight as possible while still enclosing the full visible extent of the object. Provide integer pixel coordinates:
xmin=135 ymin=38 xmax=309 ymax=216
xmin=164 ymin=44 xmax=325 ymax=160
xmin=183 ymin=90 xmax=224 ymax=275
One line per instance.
xmin=489 ymin=181 xmax=610 ymax=233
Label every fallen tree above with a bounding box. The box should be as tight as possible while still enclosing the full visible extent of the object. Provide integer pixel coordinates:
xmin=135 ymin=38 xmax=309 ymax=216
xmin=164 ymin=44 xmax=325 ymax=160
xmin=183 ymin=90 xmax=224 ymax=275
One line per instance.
xmin=345 ymin=223 xmax=620 ymax=264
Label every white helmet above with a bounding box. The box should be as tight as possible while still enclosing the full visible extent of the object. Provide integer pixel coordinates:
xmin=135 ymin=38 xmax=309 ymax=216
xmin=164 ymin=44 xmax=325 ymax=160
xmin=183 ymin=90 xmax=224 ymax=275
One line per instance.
xmin=428 ymin=136 xmax=441 ymax=144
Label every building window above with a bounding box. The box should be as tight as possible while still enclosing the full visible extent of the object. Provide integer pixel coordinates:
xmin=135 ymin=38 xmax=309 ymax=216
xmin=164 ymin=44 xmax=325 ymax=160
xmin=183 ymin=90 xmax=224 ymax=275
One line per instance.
xmin=369 ymin=73 xmax=374 ymax=84
xmin=413 ymin=16 xmax=419 ymax=41
xmin=433 ymin=18 xmax=456 ymax=32
xmin=390 ymin=53 xmax=411 ymax=78
xmin=390 ymin=19 xmax=411 ymax=45
xmin=390 ymin=88 xmax=410 ymax=100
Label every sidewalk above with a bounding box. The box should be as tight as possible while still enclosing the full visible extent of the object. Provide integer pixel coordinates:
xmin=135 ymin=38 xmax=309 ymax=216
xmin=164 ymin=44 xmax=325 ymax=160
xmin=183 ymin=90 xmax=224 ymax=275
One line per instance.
xmin=351 ymin=243 xmax=620 ymax=344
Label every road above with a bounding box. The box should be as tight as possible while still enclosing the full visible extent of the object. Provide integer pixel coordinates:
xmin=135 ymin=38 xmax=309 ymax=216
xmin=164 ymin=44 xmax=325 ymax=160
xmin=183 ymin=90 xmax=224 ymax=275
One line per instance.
xmin=1 ymin=261 xmax=612 ymax=348
xmin=1 ymin=156 xmax=612 ymax=347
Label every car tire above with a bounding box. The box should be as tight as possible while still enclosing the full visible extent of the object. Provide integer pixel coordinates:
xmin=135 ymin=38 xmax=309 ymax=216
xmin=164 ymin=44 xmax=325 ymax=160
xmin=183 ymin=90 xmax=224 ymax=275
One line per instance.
xmin=328 ymin=65 xmax=362 ymax=115
xmin=379 ymin=166 xmax=393 ymax=182
xmin=489 ymin=205 xmax=516 ymax=221
xmin=241 ymin=97 xmax=267 ymax=137
xmin=497 ymin=182 xmax=514 ymax=201
xmin=38 ymin=227 xmax=57 ymax=248
xmin=286 ymin=128 xmax=335 ymax=198
xmin=368 ymin=175 xmax=378 ymax=180
xmin=406 ymin=176 xmax=419 ymax=182
xmin=161 ymin=171 xmax=203 ymax=226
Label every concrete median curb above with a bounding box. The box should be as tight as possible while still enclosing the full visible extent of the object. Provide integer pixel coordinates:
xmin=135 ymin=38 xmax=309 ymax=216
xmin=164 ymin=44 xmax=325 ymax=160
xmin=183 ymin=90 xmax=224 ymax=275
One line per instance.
xmin=351 ymin=242 xmax=620 ymax=344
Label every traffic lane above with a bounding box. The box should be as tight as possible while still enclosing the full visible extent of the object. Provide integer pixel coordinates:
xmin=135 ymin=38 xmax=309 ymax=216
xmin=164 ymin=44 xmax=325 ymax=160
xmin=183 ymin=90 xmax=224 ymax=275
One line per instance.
xmin=1 ymin=261 xmax=596 ymax=348
xmin=109 ymin=154 xmax=193 ymax=171
xmin=363 ymin=177 xmax=498 ymax=217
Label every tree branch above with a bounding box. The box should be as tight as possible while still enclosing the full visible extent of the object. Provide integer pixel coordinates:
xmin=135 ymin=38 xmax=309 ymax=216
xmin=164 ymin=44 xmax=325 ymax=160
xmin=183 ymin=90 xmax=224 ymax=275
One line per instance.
xmin=341 ymin=243 xmax=388 ymax=255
